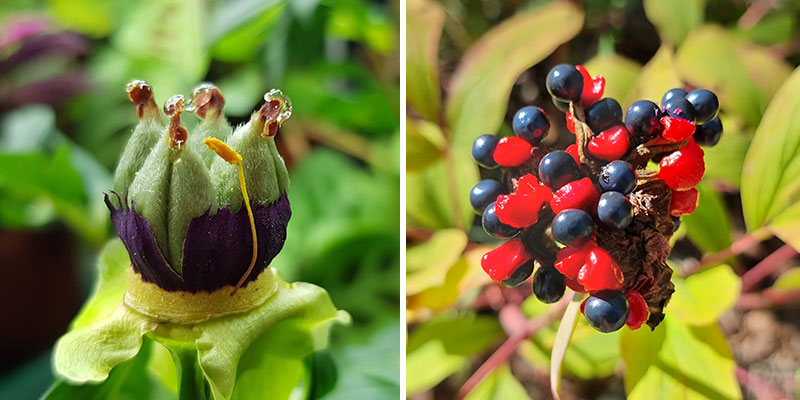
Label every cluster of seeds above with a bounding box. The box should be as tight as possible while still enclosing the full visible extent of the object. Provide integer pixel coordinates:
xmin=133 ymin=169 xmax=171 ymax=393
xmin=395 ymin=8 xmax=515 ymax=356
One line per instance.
xmin=469 ymin=63 xmax=722 ymax=332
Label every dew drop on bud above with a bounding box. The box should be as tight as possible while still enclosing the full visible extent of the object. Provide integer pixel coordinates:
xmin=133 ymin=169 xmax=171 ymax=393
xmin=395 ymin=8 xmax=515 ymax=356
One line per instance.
xmin=264 ymin=89 xmax=292 ymax=125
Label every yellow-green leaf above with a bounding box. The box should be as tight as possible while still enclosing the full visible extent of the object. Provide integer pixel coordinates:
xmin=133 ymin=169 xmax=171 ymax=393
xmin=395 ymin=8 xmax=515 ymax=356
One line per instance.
xmin=406 ymin=118 xmax=446 ymax=172
xmin=465 ymin=364 xmax=530 ymax=400
xmin=406 ymin=229 xmax=468 ymax=294
xmin=682 ymin=182 xmax=733 ymax=253
xmin=773 ymin=268 xmax=800 ymax=292
xmin=702 ymin=116 xmax=749 ymax=187
xmin=446 ymin=2 xmax=583 ymax=154
xmin=583 ymin=53 xmax=642 ymax=103
xmin=621 ymin=318 xmax=741 ymax=400
xmin=625 ymin=45 xmax=682 ymax=109
xmin=643 ymin=0 xmax=703 ymax=45
xmin=667 ymin=264 xmax=740 ymax=326
xmin=676 ymin=25 xmax=791 ymax=126
xmin=741 ymin=65 xmax=800 ymax=234
xmin=406 ymin=0 xmax=444 ymax=121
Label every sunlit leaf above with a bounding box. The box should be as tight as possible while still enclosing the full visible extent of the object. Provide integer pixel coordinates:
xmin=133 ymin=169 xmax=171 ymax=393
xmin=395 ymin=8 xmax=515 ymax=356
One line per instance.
xmin=407 ymin=229 xmax=466 ymax=284
xmin=773 ymin=268 xmax=800 ymax=292
xmin=406 ymin=118 xmax=445 ymax=172
xmin=676 ymin=25 xmax=791 ymax=126
xmin=583 ymin=53 xmax=642 ymax=104
xmin=406 ymin=314 xmax=503 ymax=395
xmin=702 ymin=116 xmax=749 ymax=187
xmin=621 ymin=318 xmax=741 ymax=399
xmin=407 ymin=154 xmax=477 ymax=230
xmin=406 ymin=0 xmax=444 ymax=121
xmin=465 ymin=364 xmax=530 ymax=400
xmin=625 ymin=45 xmax=682 ymax=108
xmin=520 ymin=318 xmax=620 ymax=380
xmin=643 ymin=0 xmax=703 ymax=45
xmin=682 ymin=182 xmax=733 ymax=253
xmin=667 ymin=264 xmax=740 ymax=326
xmin=737 ymin=12 xmax=796 ymax=45
xmin=741 ymin=66 xmax=800 ymax=237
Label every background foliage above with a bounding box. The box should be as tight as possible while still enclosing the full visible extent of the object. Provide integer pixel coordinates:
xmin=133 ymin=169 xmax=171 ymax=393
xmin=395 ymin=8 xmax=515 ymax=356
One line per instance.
xmin=0 ymin=0 xmax=399 ymax=398
xmin=407 ymin=0 xmax=800 ymax=398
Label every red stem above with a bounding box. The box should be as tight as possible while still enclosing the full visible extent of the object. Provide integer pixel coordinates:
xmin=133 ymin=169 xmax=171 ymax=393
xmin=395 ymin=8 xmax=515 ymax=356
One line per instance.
xmin=740 ymin=244 xmax=798 ymax=292
xmin=682 ymin=229 xmax=771 ymax=277
xmin=736 ymin=366 xmax=793 ymax=400
xmin=455 ymin=297 xmax=570 ymax=400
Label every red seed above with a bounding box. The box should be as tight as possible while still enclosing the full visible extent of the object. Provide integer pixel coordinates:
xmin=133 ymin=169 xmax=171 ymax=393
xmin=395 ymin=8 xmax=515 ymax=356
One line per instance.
xmin=670 ymin=187 xmax=699 ymax=216
xmin=493 ymin=137 xmax=533 ymax=167
xmin=550 ymin=177 xmax=600 ymax=214
xmin=554 ymin=240 xmax=596 ymax=280
xmin=659 ymin=138 xmax=705 ymax=190
xmin=494 ymin=174 xmax=552 ymax=228
xmin=625 ymin=291 xmax=649 ymax=330
xmin=660 ymin=115 xmax=696 ymax=143
xmin=577 ymin=247 xmax=624 ymax=291
xmin=481 ymin=240 xmax=531 ymax=282
xmin=588 ymin=125 xmax=630 ymax=161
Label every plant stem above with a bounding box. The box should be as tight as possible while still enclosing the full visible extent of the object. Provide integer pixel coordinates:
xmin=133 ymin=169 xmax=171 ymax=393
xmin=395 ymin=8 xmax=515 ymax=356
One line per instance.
xmin=455 ymin=295 xmax=570 ymax=400
xmin=682 ymin=228 xmax=771 ymax=277
xmin=736 ymin=365 xmax=793 ymax=400
xmin=740 ymin=244 xmax=798 ymax=292
xmin=173 ymin=347 xmax=208 ymax=400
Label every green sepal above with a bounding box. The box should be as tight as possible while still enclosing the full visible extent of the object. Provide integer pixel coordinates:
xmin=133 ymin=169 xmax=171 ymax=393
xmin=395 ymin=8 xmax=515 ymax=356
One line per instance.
xmin=128 ymin=134 xmax=215 ymax=272
xmin=191 ymin=115 xmax=234 ymax=167
xmin=51 ymin=239 xmax=348 ymax=400
xmin=209 ymin=114 xmax=290 ymax=212
xmin=112 ymin=114 xmax=166 ymax=194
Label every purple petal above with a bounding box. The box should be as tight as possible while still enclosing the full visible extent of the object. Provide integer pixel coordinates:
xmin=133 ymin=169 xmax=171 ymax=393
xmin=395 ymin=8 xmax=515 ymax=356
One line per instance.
xmin=181 ymin=194 xmax=291 ymax=292
xmin=105 ymin=192 xmax=183 ymax=291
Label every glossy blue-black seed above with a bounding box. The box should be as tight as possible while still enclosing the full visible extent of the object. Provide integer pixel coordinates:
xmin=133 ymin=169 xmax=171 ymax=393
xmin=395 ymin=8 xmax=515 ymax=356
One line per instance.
xmin=584 ymin=290 xmax=629 ymax=333
xmin=513 ymin=106 xmax=550 ymax=145
xmin=625 ymin=100 xmax=662 ymax=138
xmin=532 ymin=264 xmax=566 ymax=303
xmin=672 ymin=216 xmax=681 ymax=232
xmin=599 ymin=160 xmax=637 ymax=194
xmin=472 ymin=134 xmax=500 ymax=169
xmin=538 ymin=150 xmax=581 ymax=190
xmin=470 ymin=180 xmax=504 ymax=214
xmin=546 ymin=64 xmax=584 ymax=102
xmin=661 ymin=88 xmax=688 ymax=105
xmin=596 ymin=191 xmax=633 ymax=230
xmin=586 ymin=98 xmax=623 ymax=133
xmin=662 ymin=97 xmax=696 ymax=122
xmin=686 ymin=89 xmax=719 ymax=124
xmin=482 ymin=201 xmax=521 ymax=238
xmin=693 ymin=116 xmax=723 ymax=146
xmin=502 ymin=260 xmax=534 ymax=287
xmin=552 ymin=97 xmax=570 ymax=113
xmin=552 ymin=209 xmax=594 ymax=246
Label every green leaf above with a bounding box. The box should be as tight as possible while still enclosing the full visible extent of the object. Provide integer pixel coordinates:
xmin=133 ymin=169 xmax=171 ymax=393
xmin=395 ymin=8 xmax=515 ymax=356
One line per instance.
xmin=624 ymin=45 xmax=682 ymax=109
xmin=447 ymin=2 xmax=583 ymax=154
xmin=773 ymin=268 xmax=800 ymax=292
xmin=737 ymin=12 xmax=796 ymax=45
xmin=47 ymin=0 xmax=116 ymax=37
xmin=667 ymin=264 xmax=740 ymax=326
xmin=702 ymin=116 xmax=749 ymax=187
xmin=322 ymin=323 xmax=400 ymax=399
xmin=54 ymin=305 xmax=158 ymax=383
xmin=682 ymin=182 xmax=733 ymax=253
xmin=406 ymin=228 xmax=467 ymax=292
xmin=465 ymin=364 xmax=530 ymax=400
xmin=406 ymin=314 xmax=503 ymax=395
xmin=406 ymin=153 xmax=477 ymax=231
xmin=741 ymin=65 xmax=800 ymax=236
xmin=621 ymin=318 xmax=741 ymax=399
xmin=113 ymin=0 xmax=208 ymax=105
xmin=643 ymin=0 xmax=703 ymax=45
xmin=676 ymin=25 xmax=791 ymax=127
xmin=193 ymin=282 xmax=348 ymax=400
xmin=583 ymin=53 xmax=642 ymax=104
xmin=207 ymin=0 xmax=285 ymax=62
xmin=71 ymin=240 xmax=130 ymax=329
xmin=406 ymin=118 xmax=445 ymax=172
xmin=406 ymin=0 xmax=444 ymax=121
xmin=520 ymin=319 xmax=620 ymax=380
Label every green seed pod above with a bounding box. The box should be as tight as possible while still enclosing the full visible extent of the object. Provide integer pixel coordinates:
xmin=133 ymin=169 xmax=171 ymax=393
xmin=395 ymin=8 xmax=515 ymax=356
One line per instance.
xmin=189 ymin=83 xmax=233 ymax=166
xmin=113 ymin=80 xmax=167 ymax=193
xmin=210 ymin=89 xmax=291 ymax=212
xmin=128 ymin=95 xmax=215 ymax=273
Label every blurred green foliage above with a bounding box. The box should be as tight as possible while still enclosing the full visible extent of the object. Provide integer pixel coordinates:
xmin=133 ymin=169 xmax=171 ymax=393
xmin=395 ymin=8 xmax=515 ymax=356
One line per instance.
xmin=407 ymin=0 xmax=800 ymax=398
xmin=0 ymin=0 xmax=399 ymax=398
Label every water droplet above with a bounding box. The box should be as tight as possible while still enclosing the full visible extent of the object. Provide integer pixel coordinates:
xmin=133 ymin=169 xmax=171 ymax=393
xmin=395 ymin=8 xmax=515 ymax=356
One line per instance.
xmin=264 ymin=89 xmax=292 ymax=125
